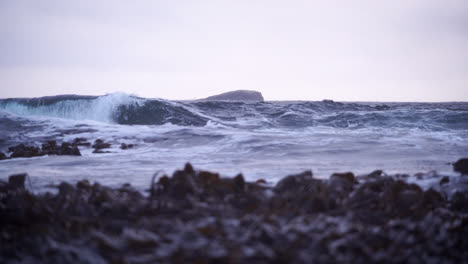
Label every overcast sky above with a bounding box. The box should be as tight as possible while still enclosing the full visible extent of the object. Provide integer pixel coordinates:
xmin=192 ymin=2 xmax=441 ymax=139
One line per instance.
xmin=0 ymin=0 xmax=467 ymax=101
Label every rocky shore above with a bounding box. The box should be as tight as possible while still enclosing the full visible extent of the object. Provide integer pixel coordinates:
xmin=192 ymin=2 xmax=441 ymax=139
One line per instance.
xmin=1 ymin=164 xmax=468 ymax=264
xmin=0 ymin=138 xmax=135 ymax=160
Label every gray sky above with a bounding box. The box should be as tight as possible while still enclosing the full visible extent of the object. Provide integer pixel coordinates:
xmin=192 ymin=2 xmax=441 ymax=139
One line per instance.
xmin=1 ymin=0 xmax=467 ymax=101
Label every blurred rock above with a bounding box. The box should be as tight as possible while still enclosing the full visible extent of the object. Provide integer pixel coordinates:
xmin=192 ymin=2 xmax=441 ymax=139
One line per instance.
xmin=440 ymin=176 xmax=450 ymax=185
xmin=120 ymin=143 xmax=134 ymax=150
xmin=73 ymin=137 xmax=91 ymax=147
xmin=92 ymin=139 xmax=111 ymax=150
xmin=8 ymin=173 xmax=27 ymax=190
xmin=1 ymin=166 xmax=467 ymax=264
xmin=9 ymin=144 xmax=44 ymax=158
xmin=453 ymin=158 xmax=468 ymax=175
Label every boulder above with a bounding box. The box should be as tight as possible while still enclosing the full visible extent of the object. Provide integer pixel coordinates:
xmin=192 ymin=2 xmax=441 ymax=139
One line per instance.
xmin=233 ymin=174 xmax=245 ymax=193
xmin=0 ymin=151 xmax=7 ymax=160
xmin=8 ymin=173 xmax=27 ymax=190
xmin=439 ymin=176 xmax=450 ymax=185
xmin=274 ymin=170 xmax=313 ymax=193
xmin=92 ymin=139 xmax=111 ymax=150
xmin=41 ymin=140 xmax=59 ymax=154
xmin=328 ymin=172 xmax=356 ymax=202
xmin=60 ymin=142 xmax=81 ymax=156
xmin=41 ymin=141 xmax=81 ymax=156
xmin=73 ymin=137 xmax=91 ymax=147
xmin=453 ymin=158 xmax=468 ymax=175
xmin=273 ymin=171 xmax=330 ymax=214
xmin=451 ymin=191 xmax=468 ymax=212
xmin=8 ymin=144 xmax=44 ymax=158
xmin=120 ymin=143 xmax=134 ymax=150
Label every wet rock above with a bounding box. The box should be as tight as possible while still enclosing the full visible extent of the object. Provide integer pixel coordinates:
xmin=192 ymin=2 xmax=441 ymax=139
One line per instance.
xmin=274 ymin=170 xmax=313 ymax=193
xmin=423 ymin=188 xmax=444 ymax=209
xmin=256 ymin=179 xmax=267 ymax=184
xmin=273 ymin=171 xmax=330 ymax=214
xmin=184 ymin=162 xmax=195 ymax=175
xmin=233 ymin=174 xmax=245 ymax=193
xmin=120 ymin=143 xmax=134 ymax=150
xmin=451 ymin=191 xmax=468 ymax=212
xmin=346 ymin=177 xmax=431 ymax=223
xmin=58 ymin=182 xmax=75 ymax=197
xmin=0 ymin=151 xmax=7 ymax=160
xmin=8 ymin=173 xmax=27 ymax=190
xmin=92 ymin=139 xmax=111 ymax=150
xmin=360 ymin=170 xmax=384 ymax=180
xmin=440 ymin=176 xmax=450 ymax=185
xmin=453 ymin=158 xmax=468 ymax=175
xmin=92 ymin=149 xmax=111 ymax=154
xmin=160 ymin=169 xmax=198 ymax=199
xmin=123 ymin=228 xmax=159 ymax=250
xmin=328 ymin=172 xmax=356 ymax=200
xmin=72 ymin=137 xmax=91 ymax=147
xmin=41 ymin=141 xmax=81 ymax=156
xmin=59 ymin=142 xmax=81 ymax=156
xmin=76 ymin=179 xmax=92 ymax=190
xmin=1 ymin=165 xmax=467 ymax=264
xmin=41 ymin=140 xmax=58 ymax=154
xmin=8 ymin=144 xmax=44 ymax=158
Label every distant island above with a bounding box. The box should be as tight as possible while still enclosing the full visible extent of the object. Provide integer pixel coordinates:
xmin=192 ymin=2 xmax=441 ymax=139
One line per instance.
xmin=201 ymin=90 xmax=264 ymax=102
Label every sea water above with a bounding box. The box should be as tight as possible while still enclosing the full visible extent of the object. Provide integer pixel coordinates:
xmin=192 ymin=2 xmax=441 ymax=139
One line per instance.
xmin=0 ymin=93 xmax=467 ymax=191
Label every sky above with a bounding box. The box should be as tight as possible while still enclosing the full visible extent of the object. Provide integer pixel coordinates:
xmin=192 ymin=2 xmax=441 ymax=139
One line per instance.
xmin=0 ymin=0 xmax=467 ymax=101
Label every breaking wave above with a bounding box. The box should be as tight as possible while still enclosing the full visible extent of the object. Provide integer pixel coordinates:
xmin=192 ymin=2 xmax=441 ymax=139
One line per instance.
xmin=0 ymin=93 xmax=208 ymax=126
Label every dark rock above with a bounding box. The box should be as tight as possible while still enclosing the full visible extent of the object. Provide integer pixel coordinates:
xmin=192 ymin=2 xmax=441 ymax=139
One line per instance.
xmin=0 ymin=151 xmax=7 ymax=160
xmin=92 ymin=139 xmax=111 ymax=150
xmin=184 ymin=162 xmax=195 ymax=175
xmin=0 ymin=180 xmax=8 ymax=193
xmin=273 ymin=171 xmax=330 ymax=214
xmin=58 ymin=182 xmax=75 ymax=197
xmin=366 ymin=170 xmax=384 ymax=179
xmin=8 ymin=144 xmax=44 ymax=158
xmin=330 ymin=172 xmax=356 ymax=184
xmin=453 ymin=158 xmax=468 ymax=175
xmin=233 ymin=174 xmax=245 ymax=193
xmin=451 ymin=191 xmax=468 ymax=212
xmin=120 ymin=143 xmax=134 ymax=150
xmin=60 ymin=142 xmax=81 ymax=156
xmin=161 ymin=169 xmax=197 ymax=199
xmin=73 ymin=137 xmax=91 ymax=147
xmin=76 ymin=179 xmax=92 ymax=190
xmin=8 ymin=173 xmax=27 ymax=190
xmin=1 ymin=165 xmax=467 ymax=264
xmin=423 ymin=188 xmax=445 ymax=209
xmin=328 ymin=172 xmax=356 ymax=202
xmin=440 ymin=176 xmax=450 ymax=185
xmin=92 ymin=149 xmax=111 ymax=154
xmin=41 ymin=140 xmax=58 ymax=154
xmin=8 ymin=144 xmax=25 ymax=153
xmin=41 ymin=141 xmax=81 ymax=156
xmin=346 ymin=177 xmax=432 ymax=223
xmin=274 ymin=170 xmax=313 ymax=193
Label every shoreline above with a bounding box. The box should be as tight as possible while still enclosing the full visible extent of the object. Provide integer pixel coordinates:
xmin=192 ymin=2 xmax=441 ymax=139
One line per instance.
xmin=1 ymin=164 xmax=467 ymax=263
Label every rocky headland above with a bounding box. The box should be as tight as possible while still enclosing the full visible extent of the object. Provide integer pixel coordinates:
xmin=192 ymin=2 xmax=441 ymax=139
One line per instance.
xmin=201 ymin=90 xmax=264 ymax=102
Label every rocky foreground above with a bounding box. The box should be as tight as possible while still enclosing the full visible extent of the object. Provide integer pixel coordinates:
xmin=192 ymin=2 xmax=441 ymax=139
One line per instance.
xmin=1 ymin=164 xmax=468 ymax=264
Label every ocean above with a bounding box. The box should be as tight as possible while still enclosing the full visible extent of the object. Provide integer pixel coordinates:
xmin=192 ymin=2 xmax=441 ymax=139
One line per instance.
xmin=1 ymin=93 xmax=467 ymax=191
